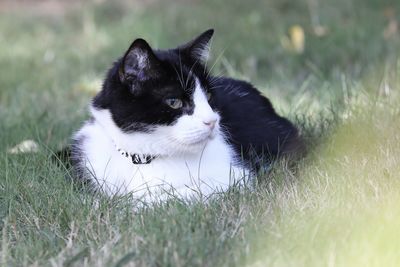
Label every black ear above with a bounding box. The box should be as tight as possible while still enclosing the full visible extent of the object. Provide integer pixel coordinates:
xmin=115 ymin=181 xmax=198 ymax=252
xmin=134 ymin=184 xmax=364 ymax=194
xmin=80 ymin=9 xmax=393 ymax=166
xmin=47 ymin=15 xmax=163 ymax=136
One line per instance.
xmin=119 ymin=38 xmax=161 ymax=83
xmin=178 ymin=29 xmax=214 ymax=64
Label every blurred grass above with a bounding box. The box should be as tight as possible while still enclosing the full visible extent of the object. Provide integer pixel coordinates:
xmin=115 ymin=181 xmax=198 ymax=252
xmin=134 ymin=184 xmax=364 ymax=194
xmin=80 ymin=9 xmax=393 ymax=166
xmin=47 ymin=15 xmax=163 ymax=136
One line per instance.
xmin=249 ymin=94 xmax=400 ymax=266
xmin=0 ymin=0 xmax=400 ymax=266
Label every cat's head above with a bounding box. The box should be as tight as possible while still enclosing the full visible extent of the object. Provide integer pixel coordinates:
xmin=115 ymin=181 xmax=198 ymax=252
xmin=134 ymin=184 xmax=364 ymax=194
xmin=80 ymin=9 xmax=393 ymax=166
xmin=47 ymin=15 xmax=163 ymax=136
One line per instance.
xmin=92 ymin=29 xmax=221 ymax=155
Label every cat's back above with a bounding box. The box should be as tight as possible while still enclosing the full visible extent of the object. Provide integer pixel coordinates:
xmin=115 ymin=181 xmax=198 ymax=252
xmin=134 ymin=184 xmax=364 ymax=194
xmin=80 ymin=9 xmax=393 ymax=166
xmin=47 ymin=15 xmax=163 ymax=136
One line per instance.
xmin=210 ymin=77 xmax=302 ymax=167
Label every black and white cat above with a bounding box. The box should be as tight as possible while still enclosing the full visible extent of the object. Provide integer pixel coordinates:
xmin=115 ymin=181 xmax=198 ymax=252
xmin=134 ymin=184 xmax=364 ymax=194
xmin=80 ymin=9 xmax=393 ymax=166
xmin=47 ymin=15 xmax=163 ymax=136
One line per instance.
xmin=71 ymin=29 xmax=301 ymax=201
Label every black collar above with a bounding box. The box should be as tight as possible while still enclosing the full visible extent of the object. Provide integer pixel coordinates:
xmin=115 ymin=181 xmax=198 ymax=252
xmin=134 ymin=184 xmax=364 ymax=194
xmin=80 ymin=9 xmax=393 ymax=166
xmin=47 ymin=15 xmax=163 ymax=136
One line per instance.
xmin=116 ymin=148 xmax=158 ymax=164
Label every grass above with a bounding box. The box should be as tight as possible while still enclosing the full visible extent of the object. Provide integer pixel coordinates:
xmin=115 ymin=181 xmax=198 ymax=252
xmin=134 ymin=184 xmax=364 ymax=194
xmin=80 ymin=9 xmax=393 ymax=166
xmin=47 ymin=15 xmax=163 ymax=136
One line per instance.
xmin=1 ymin=0 xmax=400 ymax=266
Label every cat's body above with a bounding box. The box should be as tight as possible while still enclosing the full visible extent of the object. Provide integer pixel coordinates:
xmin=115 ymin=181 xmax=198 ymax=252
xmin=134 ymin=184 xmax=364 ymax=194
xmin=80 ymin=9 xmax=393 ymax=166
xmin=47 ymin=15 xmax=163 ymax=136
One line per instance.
xmin=70 ymin=29 xmax=301 ymax=201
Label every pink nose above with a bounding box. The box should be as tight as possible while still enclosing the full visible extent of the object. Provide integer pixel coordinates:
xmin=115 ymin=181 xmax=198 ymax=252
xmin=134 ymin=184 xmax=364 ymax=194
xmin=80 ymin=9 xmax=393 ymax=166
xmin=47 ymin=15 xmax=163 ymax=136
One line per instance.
xmin=203 ymin=119 xmax=217 ymax=129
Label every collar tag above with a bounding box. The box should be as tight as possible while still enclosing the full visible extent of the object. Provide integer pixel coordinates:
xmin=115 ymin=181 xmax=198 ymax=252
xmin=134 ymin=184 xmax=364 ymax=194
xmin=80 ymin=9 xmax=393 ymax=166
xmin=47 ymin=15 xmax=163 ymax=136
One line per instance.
xmin=117 ymin=148 xmax=157 ymax=164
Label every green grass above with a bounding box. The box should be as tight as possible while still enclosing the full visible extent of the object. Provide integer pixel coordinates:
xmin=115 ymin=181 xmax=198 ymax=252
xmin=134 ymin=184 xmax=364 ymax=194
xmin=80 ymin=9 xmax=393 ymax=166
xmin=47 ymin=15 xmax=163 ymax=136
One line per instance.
xmin=1 ymin=0 xmax=400 ymax=266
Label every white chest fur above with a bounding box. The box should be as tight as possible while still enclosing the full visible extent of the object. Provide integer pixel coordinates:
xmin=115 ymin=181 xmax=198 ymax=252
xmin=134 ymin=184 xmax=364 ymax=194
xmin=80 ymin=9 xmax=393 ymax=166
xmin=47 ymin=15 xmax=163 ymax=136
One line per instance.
xmin=75 ymin=120 xmax=247 ymax=201
xmin=73 ymin=81 xmax=250 ymax=201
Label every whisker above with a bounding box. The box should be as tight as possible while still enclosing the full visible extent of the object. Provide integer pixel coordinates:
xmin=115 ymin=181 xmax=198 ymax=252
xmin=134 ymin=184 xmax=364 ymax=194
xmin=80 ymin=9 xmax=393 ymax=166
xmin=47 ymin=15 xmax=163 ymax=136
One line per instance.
xmin=172 ymin=62 xmax=185 ymax=89
xmin=205 ymin=47 xmax=227 ymax=80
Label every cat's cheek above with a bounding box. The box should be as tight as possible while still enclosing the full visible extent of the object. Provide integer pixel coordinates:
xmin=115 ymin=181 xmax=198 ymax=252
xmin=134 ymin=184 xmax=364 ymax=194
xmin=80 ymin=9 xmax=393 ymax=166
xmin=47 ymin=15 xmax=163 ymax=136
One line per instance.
xmin=172 ymin=115 xmax=199 ymax=132
xmin=169 ymin=116 xmax=206 ymax=144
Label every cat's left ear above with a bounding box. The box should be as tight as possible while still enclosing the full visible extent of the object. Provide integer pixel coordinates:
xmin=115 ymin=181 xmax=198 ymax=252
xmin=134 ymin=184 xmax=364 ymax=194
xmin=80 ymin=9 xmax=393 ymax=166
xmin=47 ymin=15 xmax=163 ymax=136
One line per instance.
xmin=178 ymin=29 xmax=214 ymax=64
xmin=119 ymin=38 xmax=162 ymax=84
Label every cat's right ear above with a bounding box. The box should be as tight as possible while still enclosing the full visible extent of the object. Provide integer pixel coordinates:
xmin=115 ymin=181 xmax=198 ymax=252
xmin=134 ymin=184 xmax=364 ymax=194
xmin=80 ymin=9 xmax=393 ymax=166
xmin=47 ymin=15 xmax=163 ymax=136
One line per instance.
xmin=119 ymin=39 xmax=161 ymax=84
xmin=178 ymin=29 xmax=214 ymax=65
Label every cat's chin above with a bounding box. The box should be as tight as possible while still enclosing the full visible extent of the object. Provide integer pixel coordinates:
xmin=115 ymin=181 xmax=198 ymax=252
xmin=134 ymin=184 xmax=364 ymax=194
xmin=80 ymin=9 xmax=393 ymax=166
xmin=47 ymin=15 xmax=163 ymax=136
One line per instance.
xmin=190 ymin=134 xmax=218 ymax=147
xmin=172 ymin=134 xmax=215 ymax=154
xmin=188 ymin=137 xmax=211 ymax=147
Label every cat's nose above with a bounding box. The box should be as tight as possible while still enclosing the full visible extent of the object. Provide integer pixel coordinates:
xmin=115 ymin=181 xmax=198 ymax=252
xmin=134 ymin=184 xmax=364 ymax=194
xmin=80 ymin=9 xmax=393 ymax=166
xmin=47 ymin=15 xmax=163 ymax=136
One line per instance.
xmin=203 ymin=119 xmax=217 ymax=130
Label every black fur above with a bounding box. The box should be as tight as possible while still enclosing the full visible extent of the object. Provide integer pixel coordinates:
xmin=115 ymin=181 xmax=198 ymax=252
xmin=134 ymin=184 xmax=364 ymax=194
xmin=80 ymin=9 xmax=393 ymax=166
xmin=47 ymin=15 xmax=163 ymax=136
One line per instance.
xmin=210 ymin=77 xmax=302 ymax=168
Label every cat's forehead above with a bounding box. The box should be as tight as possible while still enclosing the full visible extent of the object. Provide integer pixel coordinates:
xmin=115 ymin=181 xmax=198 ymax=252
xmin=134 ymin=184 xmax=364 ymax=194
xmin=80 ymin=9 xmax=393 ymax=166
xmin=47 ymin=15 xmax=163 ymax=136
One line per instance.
xmin=140 ymin=69 xmax=195 ymax=100
xmin=157 ymin=60 xmax=199 ymax=92
xmin=158 ymin=50 xmax=204 ymax=77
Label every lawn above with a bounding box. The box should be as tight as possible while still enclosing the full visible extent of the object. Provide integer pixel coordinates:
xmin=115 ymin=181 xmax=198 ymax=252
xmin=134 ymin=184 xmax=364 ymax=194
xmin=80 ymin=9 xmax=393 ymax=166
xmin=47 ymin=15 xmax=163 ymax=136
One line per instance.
xmin=1 ymin=0 xmax=400 ymax=266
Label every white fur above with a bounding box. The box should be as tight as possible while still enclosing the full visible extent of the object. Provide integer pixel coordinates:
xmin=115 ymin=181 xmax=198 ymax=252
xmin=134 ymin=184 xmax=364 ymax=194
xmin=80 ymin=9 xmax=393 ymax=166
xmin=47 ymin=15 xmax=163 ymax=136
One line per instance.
xmin=135 ymin=51 xmax=148 ymax=70
xmin=74 ymin=81 xmax=248 ymax=202
xmin=192 ymin=43 xmax=210 ymax=64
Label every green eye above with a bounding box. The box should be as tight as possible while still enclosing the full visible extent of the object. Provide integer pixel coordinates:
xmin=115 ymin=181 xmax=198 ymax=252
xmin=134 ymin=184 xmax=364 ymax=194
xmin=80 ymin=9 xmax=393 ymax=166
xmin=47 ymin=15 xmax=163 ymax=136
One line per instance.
xmin=165 ymin=98 xmax=183 ymax=109
xmin=206 ymin=92 xmax=212 ymax=100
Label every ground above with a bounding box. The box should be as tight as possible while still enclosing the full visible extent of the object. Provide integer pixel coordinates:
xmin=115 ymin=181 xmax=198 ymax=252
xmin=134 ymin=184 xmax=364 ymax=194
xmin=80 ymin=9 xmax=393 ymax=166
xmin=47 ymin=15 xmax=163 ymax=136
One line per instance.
xmin=0 ymin=0 xmax=400 ymax=266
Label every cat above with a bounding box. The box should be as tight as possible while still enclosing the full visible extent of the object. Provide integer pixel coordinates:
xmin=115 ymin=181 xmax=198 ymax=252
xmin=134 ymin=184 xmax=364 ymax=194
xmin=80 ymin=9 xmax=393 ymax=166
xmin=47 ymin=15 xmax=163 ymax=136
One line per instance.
xmin=69 ymin=29 xmax=302 ymax=202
